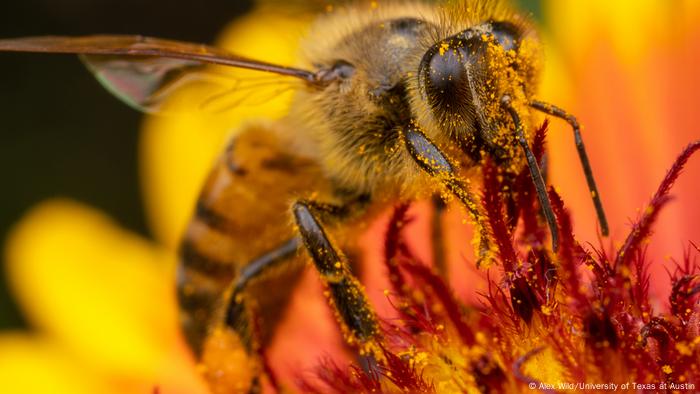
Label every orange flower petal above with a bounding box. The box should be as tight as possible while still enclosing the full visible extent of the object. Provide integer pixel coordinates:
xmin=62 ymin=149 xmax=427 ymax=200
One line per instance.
xmin=541 ymin=1 xmax=700 ymax=298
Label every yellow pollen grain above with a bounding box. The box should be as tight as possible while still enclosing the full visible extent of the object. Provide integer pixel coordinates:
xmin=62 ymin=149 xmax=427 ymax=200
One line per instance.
xmin=662 ymin=365 xmax=672 ymax=374
xmin=439 ymin=42 xmax=450 ymax=56
xmin=334 ymin=262 xmax=342 ymax=269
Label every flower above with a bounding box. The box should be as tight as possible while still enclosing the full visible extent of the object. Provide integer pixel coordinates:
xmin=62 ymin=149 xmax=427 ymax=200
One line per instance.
xmin=298 ymin=126 xmax=700 ymax=393
xmin=2 ymin=1 xmax=699 ymax=393
xmin=2 ymin=200 xmax=208 ymax=394
xmin=539 ymin=0 xmax=700 ymax=300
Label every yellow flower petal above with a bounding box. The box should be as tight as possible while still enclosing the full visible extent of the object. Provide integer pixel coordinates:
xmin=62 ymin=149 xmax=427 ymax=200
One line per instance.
xmin=545 ymin=1 xmax=670 ymax=67
xmin=0 ymin=333 xmax=106 ymax=394
xmin=4 ymin=199 xmax=207 ymax=393
xmin=140 ymin=6 xmax=315 ymax=248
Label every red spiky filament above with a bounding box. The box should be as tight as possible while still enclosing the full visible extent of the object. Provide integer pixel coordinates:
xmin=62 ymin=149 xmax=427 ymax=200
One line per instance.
xmin=297 ymin=136 xmax=700 ymax=393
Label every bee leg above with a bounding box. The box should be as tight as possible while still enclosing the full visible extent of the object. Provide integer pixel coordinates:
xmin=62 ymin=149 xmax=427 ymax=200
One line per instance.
xmin=529 ymin=100 xmax=609 ymax=236
xmin=292 ymin=200 xmax=381 ymax=355
xmin=431 ymin=194 xmax=448 ymax=277
xmin=402 ymin=123 xmax=493 ymax=266
xmin=502 ymin=96 xmax=559 ymax=251
xmin=223 ymin=237 xmax=301 ymax=352
xmin=198 ymin=238 xmax=302 ymax=393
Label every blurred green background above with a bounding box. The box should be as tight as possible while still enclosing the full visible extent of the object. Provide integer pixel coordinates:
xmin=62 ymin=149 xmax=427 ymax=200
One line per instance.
xmin=0 ymin=0 xmax=540 ymax=329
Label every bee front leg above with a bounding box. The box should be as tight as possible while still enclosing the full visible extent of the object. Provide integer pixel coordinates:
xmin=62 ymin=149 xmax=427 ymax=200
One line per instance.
xmin=402 ymin=123 xmax=493 ymax=266
xmin=529 ymin=100 xmax=609 ymax=236
xmin=292 ymin=200 xmax=381 ymax=355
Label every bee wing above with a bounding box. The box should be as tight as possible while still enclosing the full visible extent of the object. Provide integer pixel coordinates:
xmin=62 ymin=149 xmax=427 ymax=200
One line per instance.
xmin=80 ymin=55 xmax=304 ymax=114
xmin=0 ymin=35 xmax=316 ymax=114
xmin=192 ymin=73 xmax=303 ymax=115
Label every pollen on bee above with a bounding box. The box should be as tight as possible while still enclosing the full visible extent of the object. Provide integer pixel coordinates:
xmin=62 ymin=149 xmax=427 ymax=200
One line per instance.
xmin=438 ymin=42 xmax=450 ymax=56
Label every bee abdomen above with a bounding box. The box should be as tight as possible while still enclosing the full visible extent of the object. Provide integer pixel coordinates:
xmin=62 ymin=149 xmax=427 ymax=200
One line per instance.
xmin=180 ymin=237 xmax=236 ymax=278
xmin=176 ymin=123 xmax=329 ymax=356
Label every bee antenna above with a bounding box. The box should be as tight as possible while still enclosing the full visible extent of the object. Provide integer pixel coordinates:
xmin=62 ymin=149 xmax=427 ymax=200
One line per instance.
xmin=501 ymin=96 xmax=559 ymax=252
xmin=529 ymin=100 xmax=609 ymax=236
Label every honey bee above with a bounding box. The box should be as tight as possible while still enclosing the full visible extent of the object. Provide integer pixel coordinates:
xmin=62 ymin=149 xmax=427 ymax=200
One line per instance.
xmin=0 ymin=0 xmax=609 ymax=392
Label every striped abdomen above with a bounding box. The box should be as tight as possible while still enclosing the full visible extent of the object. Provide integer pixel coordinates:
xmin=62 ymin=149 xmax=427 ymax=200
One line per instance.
xmin=176 ymin=123 xmax=327 ymax=355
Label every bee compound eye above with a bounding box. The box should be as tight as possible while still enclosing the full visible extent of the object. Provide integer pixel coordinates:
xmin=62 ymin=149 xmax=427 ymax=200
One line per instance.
xmin=489 ymin=21 xmax=521 ymax=52
xmin=418 ymin=42 xmax=472 ymax=111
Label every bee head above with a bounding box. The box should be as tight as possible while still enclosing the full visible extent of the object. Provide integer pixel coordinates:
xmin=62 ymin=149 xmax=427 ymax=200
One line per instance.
xmin=417 ymin=21 xmax=540 ymax=153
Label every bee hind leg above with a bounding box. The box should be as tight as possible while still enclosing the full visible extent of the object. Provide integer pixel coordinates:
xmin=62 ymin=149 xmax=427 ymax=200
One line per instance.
xmin=291 ymin=200 xmax=382 ymax=355
xmin=223 ymin=237 xmax=301 ymax=351
xmin=197 ymin=238 xmax=302 ymax=393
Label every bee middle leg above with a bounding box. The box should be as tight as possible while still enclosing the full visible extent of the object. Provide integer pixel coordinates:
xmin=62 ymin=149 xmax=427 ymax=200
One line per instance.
xmin=291 ymin=200 xmax=381 ymax=352
xmin=224 ymin=198 xmax=380 ymax=356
